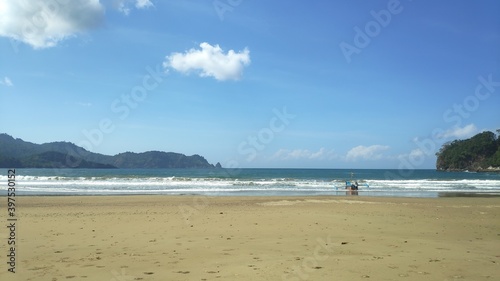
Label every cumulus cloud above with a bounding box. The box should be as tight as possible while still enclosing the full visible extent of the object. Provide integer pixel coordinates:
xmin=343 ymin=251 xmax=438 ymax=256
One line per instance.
xmin=135 ymin=0 xmax=154 ymax=9
xmin=438 ymin=124 xmax=478 ymax=139
xmin=0 ymin=0 xmax=105 ymax=49
xmin=0 ymin=77 xmax=13 ymax=87
xmin=272 ymin=148 xmax=337 ymax=161
xmin=409 ymin=148 xmax=425 ymax=158
xmin=396 ymin=148 xmax=428 ymax=161
xmin=346 ymin=145 xmax=390 ymax=161
xmin=163 ymin=42 xmax=251 ymax=81
xmin=114 ymin=0 xmax=154 ymax=15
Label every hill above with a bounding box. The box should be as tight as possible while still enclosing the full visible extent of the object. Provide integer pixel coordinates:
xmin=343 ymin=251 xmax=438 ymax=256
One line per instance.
xmin=436 ymin=130 xmax=500 ymax=172
xmin=0 ymin=133 xmax=218 ymax=169
xmin=112 ymin=151 xmax=215 ymax=169
xmin=21 ymin=151 xmax=116 ymax=169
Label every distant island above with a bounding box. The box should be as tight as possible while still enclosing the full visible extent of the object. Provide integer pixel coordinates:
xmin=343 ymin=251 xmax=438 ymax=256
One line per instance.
xmin=436 ymin=130 xmax=500 ymax=172
xmin=0 ymin=133 xmax=221 ymax=169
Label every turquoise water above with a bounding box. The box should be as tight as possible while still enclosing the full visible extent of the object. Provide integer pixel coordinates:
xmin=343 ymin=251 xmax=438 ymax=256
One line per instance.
xmin=5 ymin=168 xmax=500 ymax=197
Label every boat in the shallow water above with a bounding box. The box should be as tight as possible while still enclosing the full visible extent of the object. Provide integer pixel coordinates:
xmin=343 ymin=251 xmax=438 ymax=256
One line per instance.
xmin=345 ymin=180 xmax=359 ymax=190
xmin=344 ymin=172 xmax=369 ymax=190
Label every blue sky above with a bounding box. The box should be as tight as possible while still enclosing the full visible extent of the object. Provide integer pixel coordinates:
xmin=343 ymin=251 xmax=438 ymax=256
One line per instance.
xmin=1 ymin=0 xmax=499 ymax=169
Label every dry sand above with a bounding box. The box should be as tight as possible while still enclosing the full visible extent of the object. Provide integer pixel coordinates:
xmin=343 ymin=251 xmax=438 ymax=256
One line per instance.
xmin=1 ymin=195 xmax=499 ymax=280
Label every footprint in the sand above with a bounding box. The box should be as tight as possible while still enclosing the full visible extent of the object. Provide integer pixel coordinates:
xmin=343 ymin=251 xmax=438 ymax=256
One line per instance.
xmin=248 ymin=265 xmax=260 ymax=270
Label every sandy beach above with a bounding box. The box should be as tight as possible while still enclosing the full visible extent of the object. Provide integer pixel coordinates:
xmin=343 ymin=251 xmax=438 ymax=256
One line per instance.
xmin=1 ymin=195 xmax=499 ymax=281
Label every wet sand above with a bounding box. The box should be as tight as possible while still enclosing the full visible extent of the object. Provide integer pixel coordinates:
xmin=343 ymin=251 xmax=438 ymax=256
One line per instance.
xmin=1 ymin=195 xmax=499 ymax=280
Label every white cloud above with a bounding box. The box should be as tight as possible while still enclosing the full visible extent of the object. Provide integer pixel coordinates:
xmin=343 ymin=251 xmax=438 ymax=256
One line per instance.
xmin=0 ymin=77 xmax=13 ymax=87
xmin=164 ymin=42 xmax=251 ymax=81
xmin=346 ymin=145 xmax=390 ymax=161
xmin=0 ymin=0 xmax=104 ymax=49
xmin=114 ymin=0 xmax=154 ymax=15
xmin=397 ymin=148 xmax=428 ymax=161
xmin=409 ymin=148 xmax=425 ymax=158
xmin=135 ymin=0 xmax=154 ymax=9
xmin=116 ymin=2 xmax=131 ymax=15
xmin=271 ymin=148 xmax=337 ymax=161
xmin=438 ymin=124 xmax=478 ymax=139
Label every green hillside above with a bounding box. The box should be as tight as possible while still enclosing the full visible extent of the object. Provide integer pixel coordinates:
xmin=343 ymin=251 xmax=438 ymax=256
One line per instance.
xmin=0 ymin=133 xmax=218 ymax=169
xmin=436 ymin=130 xmax=500 ymax=172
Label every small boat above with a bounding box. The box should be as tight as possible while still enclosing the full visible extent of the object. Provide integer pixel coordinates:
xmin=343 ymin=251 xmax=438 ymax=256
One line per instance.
xmin=344 ymin=172 xmax=369 ymax=191
xmin=345 ymin=180 xmax=359 ymax=190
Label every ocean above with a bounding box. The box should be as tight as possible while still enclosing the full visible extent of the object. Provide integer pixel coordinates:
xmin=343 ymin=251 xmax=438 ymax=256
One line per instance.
xmin=5 ymin=168 xmax=500 ymax=198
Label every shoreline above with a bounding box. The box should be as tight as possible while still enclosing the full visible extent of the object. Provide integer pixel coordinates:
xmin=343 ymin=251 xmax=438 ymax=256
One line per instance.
xmin=15 ymin=190 xmax=500 ymax=198
xmin=437 ymin=167 xmax=500 ymax=173
xmin=2 ymin=195 xmax=500 ymax=280
xmin=10 ymin=168 xmax=500 ymax=198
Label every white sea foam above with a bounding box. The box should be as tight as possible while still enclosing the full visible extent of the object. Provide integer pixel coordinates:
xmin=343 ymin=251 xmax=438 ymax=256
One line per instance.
xmin=7 ymin=177 xmax=500 ymax=195
xmin=2 ymin=170 xmax=499 ymax=196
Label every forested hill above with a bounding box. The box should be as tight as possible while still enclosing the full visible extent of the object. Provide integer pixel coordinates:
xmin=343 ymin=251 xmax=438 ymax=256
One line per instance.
xmin=436 ymin=130 xmax=500 ymax=172
xmin=0 ymin=133 xmax=219 ymax=169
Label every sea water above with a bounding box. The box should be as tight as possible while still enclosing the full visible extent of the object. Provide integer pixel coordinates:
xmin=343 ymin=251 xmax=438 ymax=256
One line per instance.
xmin=3 ymin=168 xmax=500 ymax=197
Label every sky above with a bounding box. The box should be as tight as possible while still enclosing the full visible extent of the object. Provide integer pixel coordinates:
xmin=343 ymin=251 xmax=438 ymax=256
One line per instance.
xmin=0 ymin=0 xmax=499 ymax=169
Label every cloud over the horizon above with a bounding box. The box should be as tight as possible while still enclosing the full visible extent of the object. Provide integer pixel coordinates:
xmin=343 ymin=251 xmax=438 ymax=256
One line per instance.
xmin=271 ymin=148 xmax=337 ymax=161
xmin=438 ymin=123 xmax=478 ymax=139
xmin=163 ymin=42 xmax=251 ymax=81
xmin=0 ymin=0 xmax=105 ymax=49
xmin=346 ymin=145 xmax=390 ymax=161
